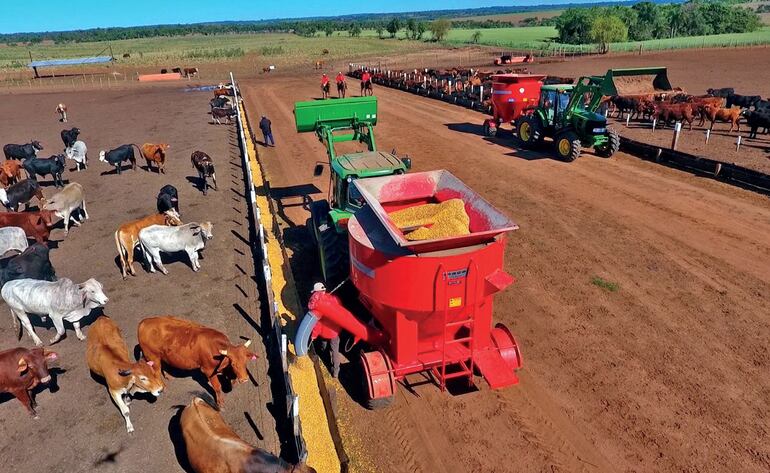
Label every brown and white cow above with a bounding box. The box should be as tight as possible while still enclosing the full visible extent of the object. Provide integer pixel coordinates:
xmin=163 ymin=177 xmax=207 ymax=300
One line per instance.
xmin=181 ymin=397 xmax=316 ymax=473
xmin=0 ymin=347 xmax=58 ymax=417
xmin=86 ymin=316 xmax=164 ymax=433
xmin=137 ymin=316 xmax=257 ymax=407
xmin=115 ymin=211 xmax=182 ymax=279
xmin=140 ymin=143 xmax=170 ymax=174
xmin=184 ymin=67 xmax=199 ymax=77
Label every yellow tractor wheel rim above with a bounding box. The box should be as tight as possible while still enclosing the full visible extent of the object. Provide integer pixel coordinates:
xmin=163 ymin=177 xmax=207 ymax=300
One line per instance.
xmin=519 ymin=122 xmax=530 ymax=141
xmin=558 ymin=138 xmax=571 ymax=156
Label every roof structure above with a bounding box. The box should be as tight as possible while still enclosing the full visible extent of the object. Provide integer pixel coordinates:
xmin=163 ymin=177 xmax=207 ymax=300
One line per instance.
xmin=28 ymin=56 xmax=113 ymax=68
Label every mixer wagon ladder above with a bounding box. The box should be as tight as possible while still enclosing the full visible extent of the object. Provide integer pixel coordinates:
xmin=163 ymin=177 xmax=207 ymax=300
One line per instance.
xmin=432 ymin=261 xmax=480 ymax=391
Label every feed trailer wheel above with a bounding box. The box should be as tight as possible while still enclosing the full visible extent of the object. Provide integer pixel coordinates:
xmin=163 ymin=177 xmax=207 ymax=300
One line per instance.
xmin=360 ymin=350 xmax=396 ymax=410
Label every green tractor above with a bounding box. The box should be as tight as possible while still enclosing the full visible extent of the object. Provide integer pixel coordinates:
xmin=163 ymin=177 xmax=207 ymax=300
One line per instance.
xmin=516 ymin=67 xmax=671 ymax=161
xmin=295 ymin=96 xmax=411 ymax=286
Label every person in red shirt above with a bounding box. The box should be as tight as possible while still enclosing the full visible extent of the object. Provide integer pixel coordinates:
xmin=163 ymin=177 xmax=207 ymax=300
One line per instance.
xmin=309 ymin=282 xmax=341 ymax=378
xmin=335 ymin=72 xmax=347 ymax=98
xmin=321 ymin=73 xmax=330 ymax=99
xmin=360 ymin=70 xmax=372 ymax=96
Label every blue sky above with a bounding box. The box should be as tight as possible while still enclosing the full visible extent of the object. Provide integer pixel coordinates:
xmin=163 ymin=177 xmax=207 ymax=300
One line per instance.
xmin=1 ymin=0 xmax=606 ymax=34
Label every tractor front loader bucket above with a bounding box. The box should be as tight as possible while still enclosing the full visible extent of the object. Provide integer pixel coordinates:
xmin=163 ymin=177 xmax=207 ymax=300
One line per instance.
xmin=593 ymin=67 xmax=672 ymax=96
xmin=294 ymin=96 xmax=378 ymax=133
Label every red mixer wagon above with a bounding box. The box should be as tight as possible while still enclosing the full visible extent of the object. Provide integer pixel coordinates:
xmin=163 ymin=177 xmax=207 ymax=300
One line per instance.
xmin=295 ymin=170 xmax=522 ymax=408
xmin=482 ymin=73 xmax=546 ymax=137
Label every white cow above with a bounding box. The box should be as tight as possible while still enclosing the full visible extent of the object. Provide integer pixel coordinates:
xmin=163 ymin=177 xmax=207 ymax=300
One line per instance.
xmin=64 ymin=140 xmax=87 ymax=171
xmin=43 ymin=182 xmax=88 ymax=236
xmin=2 ymin=278 xmax=108 ymax=346
xmin=0 ymin=227 xmax=28 ymax=256
xmin=139 ymin=222 xmax=213 ymax=274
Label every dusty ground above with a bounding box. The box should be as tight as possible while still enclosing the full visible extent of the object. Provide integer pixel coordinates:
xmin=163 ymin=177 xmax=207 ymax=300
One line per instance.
xmin=242 ymin=61 xmax=770 ymax=473
xmin=0 ymin=87 xmax=284 ymax=471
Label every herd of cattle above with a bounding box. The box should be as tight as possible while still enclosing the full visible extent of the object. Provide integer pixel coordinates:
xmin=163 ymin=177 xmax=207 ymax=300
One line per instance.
xmin=606 ymin=87 xmax=770 ymax=138
xmin=0 ymin=88 xmax=314 ymax=472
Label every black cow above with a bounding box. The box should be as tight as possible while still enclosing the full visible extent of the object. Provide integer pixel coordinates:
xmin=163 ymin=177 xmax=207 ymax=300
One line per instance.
xmin=727 ymin=94 xmax=762 ymax=109
xmin=210 ymin=96 xmax=230 ymax=109
xmin=156 ymin=184 xmax=180 ymax=214
xmin=211 ymin=107 xmax=236 ymax=125
xmin=706 ymin=88 xmax=735 ymax=98
xmin=755 ymin=99 xmax=770 ymax=111
xmin=745 ymin=109 xmax=770 ymax=139
xmin=191 ymin=151 xmax=217 ymax=195
xmin=98 ymin=144 xmax=138 ymax=174
xmin=0 ymin=243 xmax=56 ymax=287
xmin=3 ymin=141 xmax=43 ymax=161
xmin=23 ymin=155 xmax=66 ymax=188
xmin=0 ymin=180 xmax=45 ymax=212
xmin=60 ymin=128 xmax=80 ymax=149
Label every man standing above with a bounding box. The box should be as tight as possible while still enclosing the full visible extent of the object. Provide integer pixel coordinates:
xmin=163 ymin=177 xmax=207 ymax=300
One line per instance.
xmin=309 ymin=282 xmax=341 ymax=378
xmin=259 ymin=115 xmax=274 ymax=147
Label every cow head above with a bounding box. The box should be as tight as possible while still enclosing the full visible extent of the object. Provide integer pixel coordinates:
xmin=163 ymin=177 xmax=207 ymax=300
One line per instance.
xmin=19 ymin=349 xmax=58 ymax=384
xmin=217 ymin=340 xmax=258 ymax=384
xmin=194 ymin=221 xmax=213 ymax=241
xmin=163 ymin=210 xmax=182 ymax=226
xmin=118 ymin=360 xmax=164 ymax=397
xmin=31 ymin=141 xmax=43 ymax=151
xmin=37 ymin=210 xmax=56 ymax=228
xmin=78 ymin=278 xmax=109 ymax=308
xmin=54 ymin=154 xmax=66 ymax=167
xmin=98 ymin=150 xmax=106 ymax=162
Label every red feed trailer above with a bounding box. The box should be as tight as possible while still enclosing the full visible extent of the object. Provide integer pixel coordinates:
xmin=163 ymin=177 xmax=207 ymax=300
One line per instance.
xmin=296 ymin=170 xmax=523 ymax=408
xmin=483 ymin=74 xmax=546 ymax=137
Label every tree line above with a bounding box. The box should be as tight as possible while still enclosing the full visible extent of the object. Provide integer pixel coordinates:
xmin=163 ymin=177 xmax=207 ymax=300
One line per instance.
xmin=555 ymin=1 xmax=762 ymax=52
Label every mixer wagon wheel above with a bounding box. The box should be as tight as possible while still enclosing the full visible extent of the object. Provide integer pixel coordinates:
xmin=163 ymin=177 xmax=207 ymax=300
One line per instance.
xmin=491 ymin=323 xmax=522 ymax=372
xmin=554 ymin=130 xmax=581 ymax=162
xmin=594 ymin=127 xmax=620 ymax=158
xmin=360 ymin=350 xmax=397 ymax=410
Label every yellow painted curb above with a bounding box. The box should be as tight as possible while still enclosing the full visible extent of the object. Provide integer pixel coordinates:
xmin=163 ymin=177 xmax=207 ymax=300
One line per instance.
xmin=239 ymin=106 xmax=341 ymax=473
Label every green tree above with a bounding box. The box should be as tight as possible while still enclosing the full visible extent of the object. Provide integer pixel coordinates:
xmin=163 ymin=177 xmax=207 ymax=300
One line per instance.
xmin=555 ymin=8 xmax=599 ymax=44
xmin=631 ymin=2 xmax=666 ymax=40
xmin=324 ymin=23 xmax=334 ymax=37
xmin=386 ymin=18 xmax=401 ymax=38
xmin=429 ymin=18 xmax=452 ymax=42
xmin=406 ymin=18 xmax=417 ymax=39
xmin=589 ymin=15 xmax=628 ymax=53
xmin=471 ymin=31 xmax=482 ymax=44
xmin=349 ymin=23 xmax=362 ymax=37
xmin=415 ymin=21 xmax=427 ymax=40
xmin=376 ymin=25 xmax=385 ymax=39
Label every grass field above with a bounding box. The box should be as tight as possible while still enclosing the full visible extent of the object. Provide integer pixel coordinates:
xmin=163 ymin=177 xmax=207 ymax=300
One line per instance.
xmin=0 ymin=33 xmax=423 ymax=70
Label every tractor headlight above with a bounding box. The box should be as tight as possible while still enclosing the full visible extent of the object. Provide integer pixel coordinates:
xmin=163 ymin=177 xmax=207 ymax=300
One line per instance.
xmin=592 ymin=127 xmax=606 ymax=134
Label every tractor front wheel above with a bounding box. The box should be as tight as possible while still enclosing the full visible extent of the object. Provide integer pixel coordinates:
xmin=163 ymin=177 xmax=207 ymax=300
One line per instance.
xmin=595 ymin=127 xmax=620 ymax=158
xmin=516 ymin=115 xmax=542 ymax=148
xmin=554 ymin=131 xmax=581 ymax=162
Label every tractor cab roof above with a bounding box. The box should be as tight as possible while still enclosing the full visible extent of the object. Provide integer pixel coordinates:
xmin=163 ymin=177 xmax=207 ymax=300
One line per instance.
xmin=333 ymin=151 xmax=406 ymax=178
xmin=541 ymin=84 xmax=574 ymax=92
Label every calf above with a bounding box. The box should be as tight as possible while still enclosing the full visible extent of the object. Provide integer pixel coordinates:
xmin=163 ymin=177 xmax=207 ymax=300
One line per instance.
xmin=0 ymin=179 xmax=46 ymax=212
xmin=140 ymin=143 xmax=170 ymax=174
xmin=211 ymin=107 xmax=236 ymax=125
xmin=1 ymin=277 xmax=108 ymax=346
xmin=727 ymin=94 xmax=762 ymax=109
xmin=0 ymin=347 xmax=58 ymax=417
xmin=156 ymin=185 xmax=179 ymax=215
xmin=86 ymin=316 xmax=164 ymax=433
xmin=137 ymin=316 xmax=257 ymax=407
xmin=64 ymin=140 xmax=88 ymax=171
xmin=3 ymin=141 xmax=43 ymax=160
xmin=706 ymin=88 xmax=734 ymax=98
xmin=60 ymin=127 xmax=80 ymax=149
xmin=183 ymin=67 xmax=199 ymax=77
xmin=0 ymin=227 xmax=28 ymax=256
xmin=181 ymin=397 xmax=316 ymax=473
xmin=0 ymin=160 xmax=24 ymax=187
xmin=115 ymin=211 xmax=183 ymax=279
xmin=0 ymin=210 xmax=55 ymax=243
xmin=139 ymin=221 xmax=213 ymax=274
xmin=191 ymin=151 xmax=217 ymax=195
xmin=43 ymin=182 xmax=88 ymax=236
xmin=23 ymin=154 xmax=66 ymax=188
xmin=0 ymin=243 xmax=56 ymax=287
xmin=654 ymin=103 xmax=695 ymax=130
xmin=99 ymin=144 xmax=140 ymax=174
xmin=701 ymin=105 xmax=742 ymax=133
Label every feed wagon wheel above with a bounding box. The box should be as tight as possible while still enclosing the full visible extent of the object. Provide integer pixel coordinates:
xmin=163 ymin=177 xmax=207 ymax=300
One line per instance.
xmin=360 ymin=350 xmax=397 ymax=410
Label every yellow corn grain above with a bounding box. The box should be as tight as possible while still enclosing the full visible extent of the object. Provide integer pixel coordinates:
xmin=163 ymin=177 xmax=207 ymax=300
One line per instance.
xmin=390 ymin=199 xmax=470 ymax=241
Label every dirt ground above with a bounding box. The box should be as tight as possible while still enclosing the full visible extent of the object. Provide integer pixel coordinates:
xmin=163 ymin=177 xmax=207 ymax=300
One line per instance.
xmin=0 ymin=86 xmax=284 ymax=471
xmin=242 ymin=57 xmax=770 ymax=473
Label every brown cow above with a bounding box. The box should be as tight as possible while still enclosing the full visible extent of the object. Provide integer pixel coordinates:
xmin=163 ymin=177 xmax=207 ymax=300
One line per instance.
xmin=115 ymin=211 xmax=182 ymax=279
xmin=86 ymin=316 xmax=164 ymax=433
xmin=654 ymin=103 xmax=696 ymax=130
xmin=0 ymin=160 xmax=24 ymax=187
xmin=0 ymin=347 xmax=58 ymax=417
xmin=181 ymin=397 xmax=317 ymax=473
xmin=184 ymin=67 xmax=199 ymax=77
xmin=140 ymin=143 xmax=170 ymax=174
xmin=0 ymin=210 xmax=56 ymax=243
xmin=701 ymin=105 xmax=742 ymax=133
xmin=137 ymin=316 xmax=258 ymax=407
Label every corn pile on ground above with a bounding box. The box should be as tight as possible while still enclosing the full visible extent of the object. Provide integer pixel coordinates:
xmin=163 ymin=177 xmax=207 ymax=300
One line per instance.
xmin=390 ymin=198 xmax=470 ymax=241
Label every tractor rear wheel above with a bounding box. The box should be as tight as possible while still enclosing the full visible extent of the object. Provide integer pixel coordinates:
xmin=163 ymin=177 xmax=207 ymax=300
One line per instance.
xmin=310 ymin=200 xmax=349 ymax=286
xmin=516 ymin=115 xmax=542 ymax=148
xmin=554 ymin=131 xmax=581 ymax=162
xmin=595 ymin=127 xmax=620 ymax=158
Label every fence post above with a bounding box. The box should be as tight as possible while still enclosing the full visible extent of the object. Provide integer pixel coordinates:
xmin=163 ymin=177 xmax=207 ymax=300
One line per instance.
xmin=671 ymin=122 xmax=682 ymax=150
xmin=705 ymin=129 xmax=710 ymax=144
xmin=736 ymin=135 xmax=742 ymax=151
xmin=652 ymin=119 xmax=657 ymax=132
